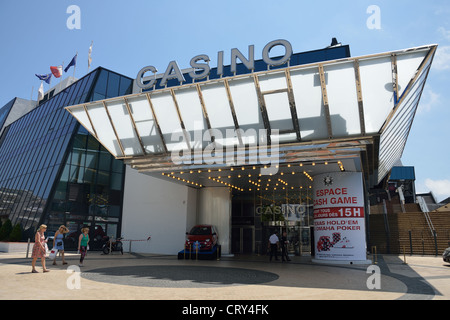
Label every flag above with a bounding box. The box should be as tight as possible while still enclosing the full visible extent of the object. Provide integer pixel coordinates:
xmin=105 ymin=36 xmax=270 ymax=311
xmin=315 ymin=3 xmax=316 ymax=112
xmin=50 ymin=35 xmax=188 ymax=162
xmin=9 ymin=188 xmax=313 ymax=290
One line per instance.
xmin=88 ymin=41 xmax=93 ymax=69
xmin=35 ymin=73 xmax=52 ymax=84
xmin=38 ymin=82 xmax=44 ymax=102
xmin=64 ymin=53 xmax=77 ymax=73
xmin=50 ymin=65 xmax=63 ymax=78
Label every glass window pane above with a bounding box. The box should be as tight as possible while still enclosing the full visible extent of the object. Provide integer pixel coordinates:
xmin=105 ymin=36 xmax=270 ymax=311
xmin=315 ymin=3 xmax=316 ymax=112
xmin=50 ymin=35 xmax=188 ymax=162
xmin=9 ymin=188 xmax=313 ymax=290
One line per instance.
xmin=107 ymin=72 xmax=120 ymax=98
xmin=98 ymin=151 xmax=111 ymax=171
xmin=151 ymin=92 xmax=187 ymax=151
xmin=119 ymin=77 xmax=133 ymax=96
xmin=290 ymin=67 xmax=328 ymax=140
xmin=97 ymin=170 xmax=110 ymax=186
xmin=201 ymin=82 xmax=237 ymax=146
xmin=86 ymin=103 xmax=122 ymax=157
xmin=106 ymin=99 xmax=142 ymax=156
xmin=69 ymin=106 xmax=94 ymax=135
xmin=92 ymin=92 xmax=106 ymax=102
xmin=94 ymin=69 xmax=108 ymax=97
xmin=359 ymin=56 xmax=393 ymax=134
xmin=85 ymin=150 xmax=98 ymax=169
xmin=127 ymin=96 xmax=165 ymax=154
xmin=324 ymin=62 xmax=361 ymax=136
xmin=228 ymin=77 xmax=263 ymax=141
xmin=110 ymin=172 xmax=123 ymax=190
xmin=111 ymin=159 xmax=124 ymax=173
xmin=264 ymin=92 xmax=293 ymax=130
xmin=84 ymin=167 xmax=97 ymax=184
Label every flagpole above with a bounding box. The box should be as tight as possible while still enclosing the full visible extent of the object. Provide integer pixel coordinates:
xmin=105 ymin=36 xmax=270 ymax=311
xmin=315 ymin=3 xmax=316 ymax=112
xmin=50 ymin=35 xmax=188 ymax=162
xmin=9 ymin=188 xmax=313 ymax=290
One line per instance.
xmin=73 ymin=52 xmax=78 ymax=78
xmin=88 ymin=41 xmax=93 ymax=73
xmin=60 ymin=61 xmax=64 ymax=92
xmin=38 ymin=81 xmax=44 ymax=103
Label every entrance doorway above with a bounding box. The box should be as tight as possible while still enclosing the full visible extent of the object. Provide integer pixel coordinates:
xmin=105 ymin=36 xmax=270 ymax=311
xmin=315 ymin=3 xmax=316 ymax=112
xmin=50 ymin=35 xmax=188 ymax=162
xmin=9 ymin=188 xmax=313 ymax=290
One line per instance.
xmin=231 ymin=227 xmax=254 ymax=254
xmin=263 ymin=224 xmax=311 ymax=256
xmin=231 ymin=189 xmax=314 ymax=256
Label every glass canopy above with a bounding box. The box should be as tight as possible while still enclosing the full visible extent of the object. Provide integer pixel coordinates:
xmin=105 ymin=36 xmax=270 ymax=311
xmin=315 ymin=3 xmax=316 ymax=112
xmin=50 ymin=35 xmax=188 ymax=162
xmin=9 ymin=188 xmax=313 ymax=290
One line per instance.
xmin=65 ymin=44 xmax=436 ymax=185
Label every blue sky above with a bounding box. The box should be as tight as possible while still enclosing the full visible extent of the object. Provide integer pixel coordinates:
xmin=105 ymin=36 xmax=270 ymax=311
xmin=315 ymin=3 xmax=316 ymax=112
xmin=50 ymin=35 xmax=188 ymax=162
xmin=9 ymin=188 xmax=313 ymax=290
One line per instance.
xmin=1 ymin=0 xmax=450 ymax=201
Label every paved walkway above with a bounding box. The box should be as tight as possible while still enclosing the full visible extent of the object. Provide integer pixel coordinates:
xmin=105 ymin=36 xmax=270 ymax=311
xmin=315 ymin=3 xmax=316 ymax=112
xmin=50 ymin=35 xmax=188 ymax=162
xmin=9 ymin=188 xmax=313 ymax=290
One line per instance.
xmin=0 ymin=251 xmax=448 ymax=300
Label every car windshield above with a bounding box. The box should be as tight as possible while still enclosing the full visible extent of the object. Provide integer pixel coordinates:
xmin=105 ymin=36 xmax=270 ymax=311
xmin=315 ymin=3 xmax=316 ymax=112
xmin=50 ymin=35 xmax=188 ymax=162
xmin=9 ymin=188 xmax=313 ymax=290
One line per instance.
xmin=189 ymin=226 xmax=211 ymax=235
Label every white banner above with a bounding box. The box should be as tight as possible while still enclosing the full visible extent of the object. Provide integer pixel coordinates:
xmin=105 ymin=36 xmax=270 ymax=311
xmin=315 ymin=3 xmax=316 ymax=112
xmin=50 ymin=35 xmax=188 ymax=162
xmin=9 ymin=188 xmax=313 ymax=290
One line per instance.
xmin=313 ymin=172 xmax=366 ymax=261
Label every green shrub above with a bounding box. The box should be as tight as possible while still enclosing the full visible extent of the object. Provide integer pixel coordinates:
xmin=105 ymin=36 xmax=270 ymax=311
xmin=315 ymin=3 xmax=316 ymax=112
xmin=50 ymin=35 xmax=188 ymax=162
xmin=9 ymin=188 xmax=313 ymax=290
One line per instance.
xmin=0 ymin=219 xmax=13 ymax=241
xmin=9 ymin=223 xmax=22 ymax=242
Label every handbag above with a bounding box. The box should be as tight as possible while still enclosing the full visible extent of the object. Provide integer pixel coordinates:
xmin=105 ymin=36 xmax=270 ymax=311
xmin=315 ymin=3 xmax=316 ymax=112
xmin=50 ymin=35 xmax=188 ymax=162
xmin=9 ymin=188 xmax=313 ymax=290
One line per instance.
xmin=49 ymin=248 xmax=58 ymax=260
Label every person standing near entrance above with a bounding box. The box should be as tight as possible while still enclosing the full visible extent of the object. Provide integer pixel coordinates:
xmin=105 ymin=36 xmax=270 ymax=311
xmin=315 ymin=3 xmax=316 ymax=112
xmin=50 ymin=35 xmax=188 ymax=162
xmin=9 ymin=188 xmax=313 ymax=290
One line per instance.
xmin=78 ymin=227 xmax=90 ymax=267
xmin=280 ymin=231 xmax=291 ymax=262
xmin=31 ymin=224 xmax=50 ymax=273
xmin=268 ymin=230 xmax=279 ymax=261
xmin=52 ymin=225 xmax=69 ymax=265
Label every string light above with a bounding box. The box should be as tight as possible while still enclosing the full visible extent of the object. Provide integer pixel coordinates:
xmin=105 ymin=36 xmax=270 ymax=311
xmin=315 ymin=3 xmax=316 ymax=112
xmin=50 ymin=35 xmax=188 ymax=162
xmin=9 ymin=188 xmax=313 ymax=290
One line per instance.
xmin=303 ymin=171 xmax=313 ymax=181
xmin=210 ymin=176 xmax=244 ymax=192
xmin=162 ymin=161 xmax=346 ymax=193
xmin=163 ymin=172 xmax=203 ymax=188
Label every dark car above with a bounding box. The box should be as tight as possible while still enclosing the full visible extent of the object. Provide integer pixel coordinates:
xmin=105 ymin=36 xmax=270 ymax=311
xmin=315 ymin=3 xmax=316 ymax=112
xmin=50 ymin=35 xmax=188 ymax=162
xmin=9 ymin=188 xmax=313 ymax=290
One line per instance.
xmin=185 ymin=225 xmax=219 ymax=252
xmin=443 ymin=247 xmax=450 ymax=263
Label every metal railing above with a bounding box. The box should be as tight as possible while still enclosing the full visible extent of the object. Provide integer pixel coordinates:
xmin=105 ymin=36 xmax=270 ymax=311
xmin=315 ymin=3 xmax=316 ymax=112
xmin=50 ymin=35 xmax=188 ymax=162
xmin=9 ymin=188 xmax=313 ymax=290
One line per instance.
xmin=417 ymin=196 xmax=436 ymax=237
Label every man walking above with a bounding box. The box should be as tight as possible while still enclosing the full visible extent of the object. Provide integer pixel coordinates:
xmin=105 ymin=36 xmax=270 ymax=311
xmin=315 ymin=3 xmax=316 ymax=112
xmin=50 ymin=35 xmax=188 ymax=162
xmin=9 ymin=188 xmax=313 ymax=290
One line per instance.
xmin=268 ymin=230 xmax=280 ymax=261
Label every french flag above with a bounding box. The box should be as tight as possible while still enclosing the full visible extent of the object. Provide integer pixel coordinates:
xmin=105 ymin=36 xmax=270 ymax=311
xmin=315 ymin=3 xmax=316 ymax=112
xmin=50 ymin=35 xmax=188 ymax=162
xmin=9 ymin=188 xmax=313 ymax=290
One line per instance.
xmin=50 ymin=65 xmax=63 ymax=78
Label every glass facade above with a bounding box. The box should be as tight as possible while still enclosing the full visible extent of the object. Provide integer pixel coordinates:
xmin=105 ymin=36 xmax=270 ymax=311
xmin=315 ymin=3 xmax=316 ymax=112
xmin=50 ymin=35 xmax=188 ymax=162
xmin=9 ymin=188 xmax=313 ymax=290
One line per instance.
xmin=48 ymin=126 xmax=125 ymax=250
xmin=0 ymin=67 xmax=133 ymax=244
xmin=0 ymin=98 xmax=15 ymax=131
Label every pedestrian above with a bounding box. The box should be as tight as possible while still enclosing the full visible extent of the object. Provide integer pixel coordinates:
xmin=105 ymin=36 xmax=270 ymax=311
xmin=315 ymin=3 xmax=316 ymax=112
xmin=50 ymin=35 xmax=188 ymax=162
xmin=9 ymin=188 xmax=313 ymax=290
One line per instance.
xmin=31 ymin=224 xmax=50 ymax=273
xmin=78 ymin=227 xmax=90 ymax=267
xmin=268 ymin=230 xmax=279 ymax=261
xmin=52 ymin=225 xmax=69 ymax=265
xmin=280 ymin=231 xmax=291 ymax=262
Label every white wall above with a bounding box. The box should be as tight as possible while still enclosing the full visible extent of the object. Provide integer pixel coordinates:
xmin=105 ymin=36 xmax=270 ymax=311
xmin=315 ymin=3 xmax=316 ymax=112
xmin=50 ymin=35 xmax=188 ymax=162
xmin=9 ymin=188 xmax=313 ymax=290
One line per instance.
xmin=121 ymin=166 xmax=197 ymax=255
xmin=197 ymin=187 xmax=231 ymax=254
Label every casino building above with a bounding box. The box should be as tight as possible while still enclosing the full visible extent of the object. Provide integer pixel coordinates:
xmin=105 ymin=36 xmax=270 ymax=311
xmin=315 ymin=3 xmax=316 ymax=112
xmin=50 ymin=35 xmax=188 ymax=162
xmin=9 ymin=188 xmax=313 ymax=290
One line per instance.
xmin=0 ymin=40 xmax=437 ymax=263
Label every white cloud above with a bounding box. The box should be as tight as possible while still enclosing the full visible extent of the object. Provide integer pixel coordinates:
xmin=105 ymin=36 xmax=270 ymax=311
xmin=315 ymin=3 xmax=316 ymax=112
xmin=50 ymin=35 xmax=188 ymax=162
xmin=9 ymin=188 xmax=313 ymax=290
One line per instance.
xmin=433 ymin=45 xmax=450 ymax=71
xmin=438 ymin=27 xmax=450 ymax=41
xmin=418 ymin=86 xmax=441 ymax=113
xmin=424 ymin=178 xmax=450 ymax=202
xmin=434 ymin=6 xmax=450 ymax=16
